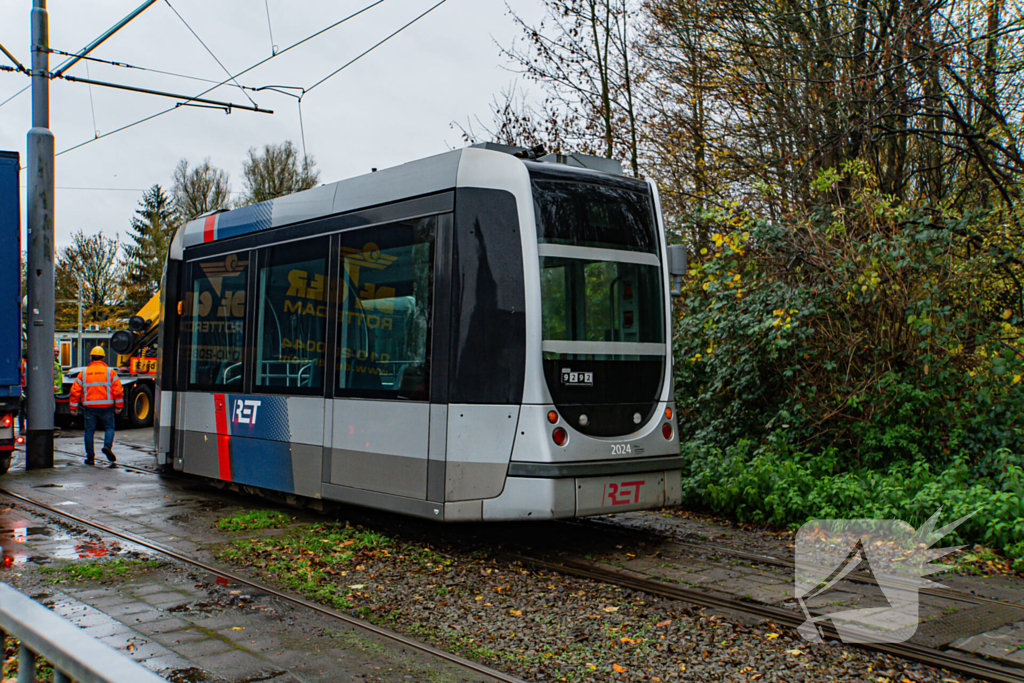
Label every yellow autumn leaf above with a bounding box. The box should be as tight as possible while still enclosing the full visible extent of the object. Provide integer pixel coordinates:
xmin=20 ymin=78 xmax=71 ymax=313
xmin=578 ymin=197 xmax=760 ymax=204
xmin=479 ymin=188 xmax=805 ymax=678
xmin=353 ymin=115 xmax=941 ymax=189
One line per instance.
xmin=786 ymin=649 xmax=803 ymax=655
xmin=766 ymin=633 xmax=780 ymax=639
xmin=613 ymin=663 xmax=627 ymax=673
xmin=231 ymin=627 xmax=244 ymax=631
xmin=1013 ymin=374 xmax=1021 ymax=385
xmin=1002 ymin=309 xmax=1013 ymax=319
xmin=620 ymin=637 xmax=636 ymax=644
xmin=602 ymin=606 xmax=619 ymax=612
xmin=510 ymin=609 xmax=523 ymax=616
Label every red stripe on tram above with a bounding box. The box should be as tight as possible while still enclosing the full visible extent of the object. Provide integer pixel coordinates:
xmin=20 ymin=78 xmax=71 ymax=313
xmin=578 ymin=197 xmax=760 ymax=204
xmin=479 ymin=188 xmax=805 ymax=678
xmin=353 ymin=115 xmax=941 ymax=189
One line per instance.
xmin=213 ymin=393 xmax=232 ymax=480
xmin=203 ymin=214 xmax=216 ymax=243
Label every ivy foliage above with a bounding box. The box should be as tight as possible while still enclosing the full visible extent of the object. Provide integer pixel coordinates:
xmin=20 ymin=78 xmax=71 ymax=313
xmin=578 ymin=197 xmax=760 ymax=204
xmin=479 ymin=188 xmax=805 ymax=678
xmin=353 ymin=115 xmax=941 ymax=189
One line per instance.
xmin=674 ymin=165 xmax=1024 ymax=555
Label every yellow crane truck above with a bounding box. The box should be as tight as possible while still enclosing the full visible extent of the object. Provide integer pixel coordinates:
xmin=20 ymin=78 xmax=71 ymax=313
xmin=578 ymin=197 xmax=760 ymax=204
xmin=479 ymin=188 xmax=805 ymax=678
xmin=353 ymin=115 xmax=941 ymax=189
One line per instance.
xmin=57 ymin=293 xmax=160 ymax=429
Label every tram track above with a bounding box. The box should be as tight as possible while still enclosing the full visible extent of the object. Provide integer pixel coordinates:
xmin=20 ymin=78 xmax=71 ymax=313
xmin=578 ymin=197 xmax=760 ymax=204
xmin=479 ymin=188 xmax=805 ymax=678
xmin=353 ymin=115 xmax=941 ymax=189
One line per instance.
xmin=506 ymin=551 xmax=1024 ymax=683
xmin=0 ymin=486 xmax=528 ymax=683
xmin=17 ymin=443 xmax=1024 ymax=681
xmin=577 ymin=516 xmax=1014 ymax=609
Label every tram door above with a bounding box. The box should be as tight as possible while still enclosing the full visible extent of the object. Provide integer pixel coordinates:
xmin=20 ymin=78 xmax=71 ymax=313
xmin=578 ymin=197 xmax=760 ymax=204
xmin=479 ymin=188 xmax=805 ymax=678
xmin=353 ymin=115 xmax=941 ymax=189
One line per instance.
xmin=324 ymin=218 xmax=437 ymax=501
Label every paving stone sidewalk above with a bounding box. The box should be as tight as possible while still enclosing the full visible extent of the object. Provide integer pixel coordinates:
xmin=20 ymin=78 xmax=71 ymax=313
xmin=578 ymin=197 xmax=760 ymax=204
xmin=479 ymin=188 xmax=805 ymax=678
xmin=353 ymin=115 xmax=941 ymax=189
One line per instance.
xmin=1 ymin=430 xmax=498 ymax=683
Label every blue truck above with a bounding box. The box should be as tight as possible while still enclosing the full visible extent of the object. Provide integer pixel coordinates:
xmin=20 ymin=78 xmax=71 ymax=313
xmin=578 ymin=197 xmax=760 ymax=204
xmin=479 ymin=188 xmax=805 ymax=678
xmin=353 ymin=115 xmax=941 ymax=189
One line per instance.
xmin=0 ymin=150 xmax=21 ymax=474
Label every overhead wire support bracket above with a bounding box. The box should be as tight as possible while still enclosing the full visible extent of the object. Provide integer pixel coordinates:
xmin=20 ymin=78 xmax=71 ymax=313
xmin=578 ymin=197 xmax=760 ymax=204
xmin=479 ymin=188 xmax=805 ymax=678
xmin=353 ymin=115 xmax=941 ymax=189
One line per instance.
xmin=51 ymin=0 xmax=161 ymax=78
xmin=0 ymin=42 xmax=28 ymax=73
xmin=60 ymin=74 xmax=272 ymax=114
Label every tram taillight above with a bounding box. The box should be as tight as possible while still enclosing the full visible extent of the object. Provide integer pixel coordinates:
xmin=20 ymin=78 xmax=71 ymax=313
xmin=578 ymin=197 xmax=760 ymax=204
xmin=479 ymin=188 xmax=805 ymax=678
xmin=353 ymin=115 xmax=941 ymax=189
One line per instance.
xmin=552 ymin=427 xmax=568 ymax=446
xmin=664 ymin=407 xmax=673 ymax=421
xmin=547 ymin=411 xmax=559 ymax=424
xmin=662 ymin=424 xmax=673 ymax=440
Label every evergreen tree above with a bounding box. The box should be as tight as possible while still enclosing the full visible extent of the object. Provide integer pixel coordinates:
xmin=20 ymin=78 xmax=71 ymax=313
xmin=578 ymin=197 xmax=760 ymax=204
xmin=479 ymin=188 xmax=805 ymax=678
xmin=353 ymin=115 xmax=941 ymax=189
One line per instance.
xmin=123 ymin=185 xmax=176 ymax=311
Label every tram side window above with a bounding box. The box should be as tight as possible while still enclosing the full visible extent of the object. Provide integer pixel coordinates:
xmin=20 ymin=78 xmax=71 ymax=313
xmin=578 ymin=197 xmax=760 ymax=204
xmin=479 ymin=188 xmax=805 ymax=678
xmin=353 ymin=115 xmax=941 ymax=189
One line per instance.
xmin=337 ymin=217 xmax=435 ymax=399
xmin=255 ymin=236 xmax=329 ymax=393
xmin=184 ymin=253 xmax=249 ymax=389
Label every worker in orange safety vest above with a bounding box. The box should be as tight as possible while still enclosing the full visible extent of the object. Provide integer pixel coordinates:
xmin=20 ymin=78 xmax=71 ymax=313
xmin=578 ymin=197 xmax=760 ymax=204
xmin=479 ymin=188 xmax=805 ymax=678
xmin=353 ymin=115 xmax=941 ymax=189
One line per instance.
xmin=69 ymin=346 xmax=124 ymax=465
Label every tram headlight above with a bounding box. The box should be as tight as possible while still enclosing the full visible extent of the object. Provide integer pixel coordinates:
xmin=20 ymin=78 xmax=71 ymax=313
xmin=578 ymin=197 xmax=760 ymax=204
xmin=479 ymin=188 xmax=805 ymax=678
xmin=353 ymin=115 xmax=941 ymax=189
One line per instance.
xmin=662 ymin=424 xmax=673 ymax=440
xmin=633 ymin=412 xmax=642 ymax=425
xmin=552 ymin=427 xmax=568 ymax=446
xmin=578 ymin=414 xmax=589 ymax=427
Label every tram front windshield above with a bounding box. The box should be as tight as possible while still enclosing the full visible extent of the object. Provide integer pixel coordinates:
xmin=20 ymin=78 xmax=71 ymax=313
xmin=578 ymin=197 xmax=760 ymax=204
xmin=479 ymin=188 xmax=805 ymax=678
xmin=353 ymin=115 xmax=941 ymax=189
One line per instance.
xmin=532 ymin=177 xmax=666 ymax=436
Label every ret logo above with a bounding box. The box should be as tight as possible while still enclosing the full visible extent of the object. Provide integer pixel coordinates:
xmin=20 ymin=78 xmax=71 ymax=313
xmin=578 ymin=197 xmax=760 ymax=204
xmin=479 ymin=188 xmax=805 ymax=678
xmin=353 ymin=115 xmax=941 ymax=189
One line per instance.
xmin=794 ymin=510 xmax=972 ymax=644
xmin=233 ymin=399 xmax=262 ymax=426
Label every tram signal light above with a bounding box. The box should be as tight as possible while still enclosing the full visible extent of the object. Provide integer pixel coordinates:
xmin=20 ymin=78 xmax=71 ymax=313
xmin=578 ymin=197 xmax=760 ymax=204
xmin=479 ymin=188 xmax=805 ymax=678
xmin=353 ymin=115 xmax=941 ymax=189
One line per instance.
xmin=547 ymin=411 xmax=559 ymax=424
xmin=664 ymin=407 xmax=673 ymax=421
xmin=552 ymin=427 xmax=568 ymax=446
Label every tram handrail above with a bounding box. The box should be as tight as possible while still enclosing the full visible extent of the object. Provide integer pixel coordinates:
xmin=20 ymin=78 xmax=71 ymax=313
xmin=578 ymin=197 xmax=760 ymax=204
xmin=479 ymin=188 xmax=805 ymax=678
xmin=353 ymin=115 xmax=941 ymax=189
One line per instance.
xmin=0 ymin=583 xmax=167 ymax=683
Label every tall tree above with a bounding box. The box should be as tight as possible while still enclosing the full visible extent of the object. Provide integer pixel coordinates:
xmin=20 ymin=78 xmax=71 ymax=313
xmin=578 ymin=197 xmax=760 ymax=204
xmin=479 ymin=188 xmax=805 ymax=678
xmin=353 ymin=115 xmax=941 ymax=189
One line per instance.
xmin=56 ymin=230 xmax=126 ymax=326
xmin=645 ymin=0 xmax=1024 ymax=214
xmin=239 ymin=141 xmax=320 ymax=205
xmin=123 ymin=185 xmax=175 ymax=311
xmin=172 ymin=157 xmax=231 ymax=222
xmin=502 ymin=0 xmax=646 ymax=175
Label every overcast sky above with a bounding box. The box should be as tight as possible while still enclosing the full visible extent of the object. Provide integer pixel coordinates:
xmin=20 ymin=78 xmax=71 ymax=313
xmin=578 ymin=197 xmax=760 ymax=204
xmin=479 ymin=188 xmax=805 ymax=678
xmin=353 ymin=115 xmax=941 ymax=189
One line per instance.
xmin=0 ymin=0 xmax=543 ymax=251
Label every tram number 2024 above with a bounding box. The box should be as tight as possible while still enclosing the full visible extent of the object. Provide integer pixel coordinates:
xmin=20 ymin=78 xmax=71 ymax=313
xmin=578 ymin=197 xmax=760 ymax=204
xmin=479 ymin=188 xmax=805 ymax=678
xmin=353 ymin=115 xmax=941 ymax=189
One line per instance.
xmin=610 ymin=444 xmax=632 ymax=455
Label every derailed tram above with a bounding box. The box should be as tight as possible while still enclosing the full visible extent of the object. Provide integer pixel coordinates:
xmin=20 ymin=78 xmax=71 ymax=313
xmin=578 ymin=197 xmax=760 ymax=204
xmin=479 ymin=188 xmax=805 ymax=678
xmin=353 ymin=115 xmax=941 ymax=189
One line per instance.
xmin=154 ymin=144 xmax=683 ymax=521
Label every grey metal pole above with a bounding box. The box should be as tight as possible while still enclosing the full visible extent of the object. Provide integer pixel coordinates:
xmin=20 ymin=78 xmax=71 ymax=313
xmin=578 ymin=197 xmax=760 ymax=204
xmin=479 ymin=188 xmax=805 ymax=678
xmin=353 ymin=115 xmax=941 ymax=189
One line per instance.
xmin=25 ymin=0 xmax=54 ymax=469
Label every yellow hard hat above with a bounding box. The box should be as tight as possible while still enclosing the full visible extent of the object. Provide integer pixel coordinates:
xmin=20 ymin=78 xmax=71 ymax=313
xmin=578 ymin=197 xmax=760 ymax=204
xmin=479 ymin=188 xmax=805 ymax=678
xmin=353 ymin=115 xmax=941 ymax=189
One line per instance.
xmin=89 ymin=346 xmax=105 ymax=358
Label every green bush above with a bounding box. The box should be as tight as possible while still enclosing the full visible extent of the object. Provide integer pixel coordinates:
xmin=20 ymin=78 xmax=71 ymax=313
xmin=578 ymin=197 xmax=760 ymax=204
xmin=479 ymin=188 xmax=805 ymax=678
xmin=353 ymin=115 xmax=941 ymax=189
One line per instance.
xmin=674 ymin=165 xmax=1024 ymax=557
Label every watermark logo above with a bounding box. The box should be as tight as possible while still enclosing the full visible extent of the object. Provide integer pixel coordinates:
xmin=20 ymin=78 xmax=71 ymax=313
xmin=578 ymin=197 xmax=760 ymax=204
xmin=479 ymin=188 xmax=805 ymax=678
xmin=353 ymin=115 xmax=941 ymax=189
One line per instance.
xmin=794 ymin=511 xmax=971 ymax=644
xmin=232 ymin=399 xmax=261 ymax=426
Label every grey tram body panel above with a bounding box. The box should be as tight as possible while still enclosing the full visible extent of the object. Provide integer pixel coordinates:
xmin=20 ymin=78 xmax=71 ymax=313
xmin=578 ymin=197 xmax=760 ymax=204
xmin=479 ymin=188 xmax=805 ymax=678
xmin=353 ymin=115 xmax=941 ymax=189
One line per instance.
xmin=157 ymin=147 xmax=683 ymax=521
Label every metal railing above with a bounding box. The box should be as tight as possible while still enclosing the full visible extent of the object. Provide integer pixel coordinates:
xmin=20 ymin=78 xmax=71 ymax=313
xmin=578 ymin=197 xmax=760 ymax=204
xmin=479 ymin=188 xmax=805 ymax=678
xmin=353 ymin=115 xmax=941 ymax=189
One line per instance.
xmin=0 ymin=583 xmax=167 ymax=683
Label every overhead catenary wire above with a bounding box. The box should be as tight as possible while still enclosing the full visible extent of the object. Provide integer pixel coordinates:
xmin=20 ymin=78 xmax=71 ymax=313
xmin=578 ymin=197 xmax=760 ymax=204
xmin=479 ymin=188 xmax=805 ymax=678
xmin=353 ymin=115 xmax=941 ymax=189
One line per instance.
xmin=162 ymin=0 xmax=258 ymax=108
xmin=46 ymin=48 xmax=260 ymax=94
xmin=264 ymin=0 xmax=278 ymax=55
xmin=53 ymin=0 xmax=391 ymax=157
xmin=85 ymin=61 xmax=100 ymax=138
xmin=305 ymin=0 xmax=448 ymax=94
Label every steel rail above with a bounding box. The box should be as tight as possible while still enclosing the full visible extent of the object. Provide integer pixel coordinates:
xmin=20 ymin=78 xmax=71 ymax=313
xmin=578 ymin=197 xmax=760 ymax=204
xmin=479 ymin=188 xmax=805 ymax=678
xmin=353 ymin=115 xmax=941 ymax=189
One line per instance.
xmin=0 ymin=488 xmax=526 ymax=683
xmin=509 ymin=552 xmax=1024 ymax=683
xmin=26 ymin=444 xmax=1023 ymax=611
xmin=578 ymin=517 xmax=1013 ymax=608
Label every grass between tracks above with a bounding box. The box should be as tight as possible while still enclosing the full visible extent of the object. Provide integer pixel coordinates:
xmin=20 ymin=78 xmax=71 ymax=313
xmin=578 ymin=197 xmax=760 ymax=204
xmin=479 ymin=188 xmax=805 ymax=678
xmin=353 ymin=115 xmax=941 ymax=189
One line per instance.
xmin=39 ymin=558 xmax=164 ymax=584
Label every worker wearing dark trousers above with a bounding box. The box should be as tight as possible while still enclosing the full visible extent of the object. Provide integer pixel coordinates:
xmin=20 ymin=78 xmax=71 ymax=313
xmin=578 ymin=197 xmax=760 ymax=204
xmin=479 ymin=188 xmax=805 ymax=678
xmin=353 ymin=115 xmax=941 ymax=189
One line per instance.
xmin=69 ymin=347 xmax=124 ymax=465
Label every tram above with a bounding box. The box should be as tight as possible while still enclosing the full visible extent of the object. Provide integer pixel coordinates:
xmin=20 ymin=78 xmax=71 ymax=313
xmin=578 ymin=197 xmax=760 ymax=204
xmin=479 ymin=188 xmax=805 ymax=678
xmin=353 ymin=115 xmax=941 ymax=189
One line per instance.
xmin=154 ymin=143 xmax=684 ymax=521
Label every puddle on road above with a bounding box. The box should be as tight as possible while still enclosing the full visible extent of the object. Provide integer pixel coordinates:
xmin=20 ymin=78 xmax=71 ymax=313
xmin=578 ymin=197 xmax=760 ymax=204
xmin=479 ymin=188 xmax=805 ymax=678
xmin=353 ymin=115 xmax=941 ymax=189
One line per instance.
xmin=0 ymin=510 xmax=158 ymax=567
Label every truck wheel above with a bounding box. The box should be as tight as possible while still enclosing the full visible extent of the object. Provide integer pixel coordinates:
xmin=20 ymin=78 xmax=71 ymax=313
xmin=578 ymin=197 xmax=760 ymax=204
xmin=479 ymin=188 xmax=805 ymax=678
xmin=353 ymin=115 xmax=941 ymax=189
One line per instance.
xmin=128 ymin=384 xmax=154 ymax=428
xmin=0 ymin=454 xmax=10 ymax=476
